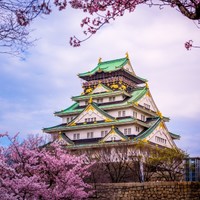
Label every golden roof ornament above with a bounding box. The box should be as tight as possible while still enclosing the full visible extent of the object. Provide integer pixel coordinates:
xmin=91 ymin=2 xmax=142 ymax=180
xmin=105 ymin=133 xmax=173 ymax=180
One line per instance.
xmin=88 ymin=97 xmax=93 ymax=104
xmin=58 ymin=131 xmax=62 ymax=139
xmin=98 ymin=57 xmax=102 ymax=63
xmin=125 ymin=52 xmax=129 ymax=59
xmin=156 ymin=111 xmax=163 ymax=119
xmin=145 ymin=82 xmax=149 ymax=89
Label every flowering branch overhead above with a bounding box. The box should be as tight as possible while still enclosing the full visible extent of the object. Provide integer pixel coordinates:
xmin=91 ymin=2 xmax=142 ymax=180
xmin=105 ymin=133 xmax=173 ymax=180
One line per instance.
xmin=185 ymin=40 xmax=200 ymax=50
xmin=0 ymin=0 xmax=200 ymax=54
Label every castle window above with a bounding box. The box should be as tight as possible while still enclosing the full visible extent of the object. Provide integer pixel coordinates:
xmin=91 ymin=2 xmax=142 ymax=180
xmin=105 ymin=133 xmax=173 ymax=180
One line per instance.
xmin=136 ymin=126 xmax=140 ymax=132
xmin=118 ymin=111 xmax=121 ymax=117
xmin=124 ymin=128 xmax=127 ymax=135
xmin=128 ymin=128 xmax=131 ymax=135
xmin=97 ymin=98 xmax=103 ymax=103
xmin=144 ymin=103 xmax=150 ymax=109
xmin=155 ymin=136 xmax=166 ymax=144
xmin=109 ymin=97 xmax=115 ymax=102
xmin=141 ymin=115 xmax=145 ymax=121
xmin=73 ymin=133 xmax=80 ymax=140
xmin=87 ymin=132 xmax=94 ymax=138
xmin=101 ymin=130 xmax=108 ymax=137
xmin=133 ymin=111 xmax=137 ymax=118
xmin=122 ymin=110 xmax=126 ymax=117
xmin=67 ymin=117 xmax=70 ymax=123
xmin=85 ymin=117 xmax=96 ymax=123
xmin=111 ymin=136 xmax=116 ymax=141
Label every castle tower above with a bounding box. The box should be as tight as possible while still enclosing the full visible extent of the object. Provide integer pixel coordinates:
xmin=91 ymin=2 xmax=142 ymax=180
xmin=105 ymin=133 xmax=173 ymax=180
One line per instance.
xmin=43 ymin=54 xmax=180 ymax=149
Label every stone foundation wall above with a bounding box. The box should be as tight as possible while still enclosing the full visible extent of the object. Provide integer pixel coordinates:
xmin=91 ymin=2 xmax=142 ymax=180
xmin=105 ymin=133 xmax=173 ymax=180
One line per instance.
xmin=89 ymin=182 xmax=200 ymax=200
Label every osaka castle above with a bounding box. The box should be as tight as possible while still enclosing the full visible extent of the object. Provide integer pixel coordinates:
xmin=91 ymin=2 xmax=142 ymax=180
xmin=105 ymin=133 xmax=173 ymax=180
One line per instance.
xmin=43 ymin=54 xmax=180 ymax=149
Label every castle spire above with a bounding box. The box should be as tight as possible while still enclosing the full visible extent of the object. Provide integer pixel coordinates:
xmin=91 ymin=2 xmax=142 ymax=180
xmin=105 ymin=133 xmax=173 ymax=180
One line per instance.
xmin=98 ymin=57 xmax=102 ymax=63
xmin=125 ymin=52 xmax=129 ymax=59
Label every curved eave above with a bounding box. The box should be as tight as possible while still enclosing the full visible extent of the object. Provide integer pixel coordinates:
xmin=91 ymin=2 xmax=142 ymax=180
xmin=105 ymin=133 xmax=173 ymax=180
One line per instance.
xmin=61 ymin=133 xmax=74 ymax=145
xmin=169 ymin=132 xmax=180 ymax=140
xmin=44 ymin=118 xmax=137 ymax=133
xmin=128 ymin=87 xmax=148 ymax=103
xmin=43 ymin=118 xmax=149 ymax=134
xmin=72 ymin=90 xmax=131 ymax=101
xmin=67 ymin=102 xmax=116 ymax=126
xmin=135 ymin=118 xmax=161 ymax=140
xmin=54 ymin=87 xmax=153 ymax=116
xmin=78 ymin=57 xmax=128 ymax=78
xmin=65 ymin=140 xmax=136 ymax=150
xmin=100 ymin=127 xmax=129 ymax=143
xmin=54 ymin=102 xmax=79 ymax=116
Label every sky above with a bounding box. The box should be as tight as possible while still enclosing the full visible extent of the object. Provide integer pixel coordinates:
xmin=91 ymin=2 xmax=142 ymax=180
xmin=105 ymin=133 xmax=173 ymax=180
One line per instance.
xmin=0 ymin=4 xmax=199 ymax=156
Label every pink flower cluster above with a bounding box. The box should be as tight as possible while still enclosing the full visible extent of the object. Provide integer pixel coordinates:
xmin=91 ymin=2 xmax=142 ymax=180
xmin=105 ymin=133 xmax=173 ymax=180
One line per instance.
xmin=68 ymin=0 xmax=142 ymax=46
xmin=0 ymin=133 xmax=93 ymax=200
xmin=185 ymin=40 xmax=193 ymax=50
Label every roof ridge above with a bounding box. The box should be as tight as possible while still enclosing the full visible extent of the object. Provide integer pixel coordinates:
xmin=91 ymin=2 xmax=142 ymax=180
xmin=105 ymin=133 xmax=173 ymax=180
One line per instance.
xmin=91 ymin=102 xmax=115 ymax=120
xmin=113 ymin=126 xmax=128 ymax=140
xmin=61 ymin=133 xmax=74 ymax=145
xmin=98 ymin=57 xmax=127 ymax=65
xmin=135 ymin=117 xmax=161 ymax=140
xmin=54 ymin=102 xmax=78 ymax=115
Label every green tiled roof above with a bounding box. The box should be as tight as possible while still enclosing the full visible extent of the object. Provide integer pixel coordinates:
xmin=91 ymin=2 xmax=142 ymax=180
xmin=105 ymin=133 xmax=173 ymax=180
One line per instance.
xmin=68 ymin=101 xmax=115 ymax=127
xmin=169 ymin=132 xmax=180 ymax=140
xmin=135 ymin=118 xmax=180 ymax=141
xmin=72 ymin=90 xmax=131 ymax=101
xmin=61 ymin=133 xmax=74 ymax=145
xmin=54 ymin=102 xmax=79 ymax=115
xmin=55 ymin=87 xmax=148 ymax=116
xmin=43 ymin=118 xmax=136 ymax=133
xmin=65 ymin=140 xmax=135 ymax=149
xmin=92 ymin=83 xmax=112 ymax=93
xmin=79 ymin=57 xmax=128 ymax=77
xmin=91 ymin=102 xmax=116 ymax=120
xmin=135 ymin=118 xmax=161 ymax=140
xmin=112 ymin=127 xmax=128 ymax=140
xmin=99 ymin=126 xmax=128 ymax=143
xmin=127 ymin=87 xmax=148 ymax=103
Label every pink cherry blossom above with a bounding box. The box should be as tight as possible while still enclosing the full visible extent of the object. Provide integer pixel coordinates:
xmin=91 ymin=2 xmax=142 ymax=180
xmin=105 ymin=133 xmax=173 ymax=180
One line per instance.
xmin=0 ymin=133 xmax=93 ymax=200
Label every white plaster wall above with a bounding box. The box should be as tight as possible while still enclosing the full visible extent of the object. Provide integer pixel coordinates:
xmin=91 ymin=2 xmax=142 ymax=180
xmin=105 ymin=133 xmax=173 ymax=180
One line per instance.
xmin=117 ymin=124 xmax=144 ymax=136
xmin=137 ymin=112 xmax=146 ymax=121
xmin=62 ymin=115 xmax=76 ymax=123
xmin=65 ymin=127 xmax=110 ymax=140
xmin=138 ymin=95 xmax=158 ymax=112
xmin=107 ymin=108 xmax=149 ymax=122
xmin=92 ymin=85 xmax=108 ymax=93
xmin=147 ymin=126 xmax=175 ymax=148
xmin=79 ymin=95 xmax=124 ymax=107
xmin=123 ymin=63 xmax=134 ymax=74
xmin=79 ymin=101 xmax=86 ymax=106
xmin=64 ymin=124 xmax=144 ymax=140
xmin=107 ymin=108 xmax=133 ymax=118
xmin=74 ymin=109 xmax=111 ymax=123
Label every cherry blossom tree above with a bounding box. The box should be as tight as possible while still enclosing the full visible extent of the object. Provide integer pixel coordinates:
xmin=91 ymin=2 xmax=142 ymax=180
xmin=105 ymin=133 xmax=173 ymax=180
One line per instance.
xmin=0 ymin=133 xmax=93 ymax=200
xmin=1 ymin=0 xmax=200 ymax=54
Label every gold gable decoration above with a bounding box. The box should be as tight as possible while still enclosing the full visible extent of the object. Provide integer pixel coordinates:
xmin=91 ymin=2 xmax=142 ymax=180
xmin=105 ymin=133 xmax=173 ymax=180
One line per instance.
xmin=98 ymin=57 xmax=102 ymax=63
xmin=125 ymin=52 xmax=129 ymax=59
xmin=156 ymin=111 xmax=163 ymax=119
xmin=88 ymin=97 xmax=93 ymax=104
